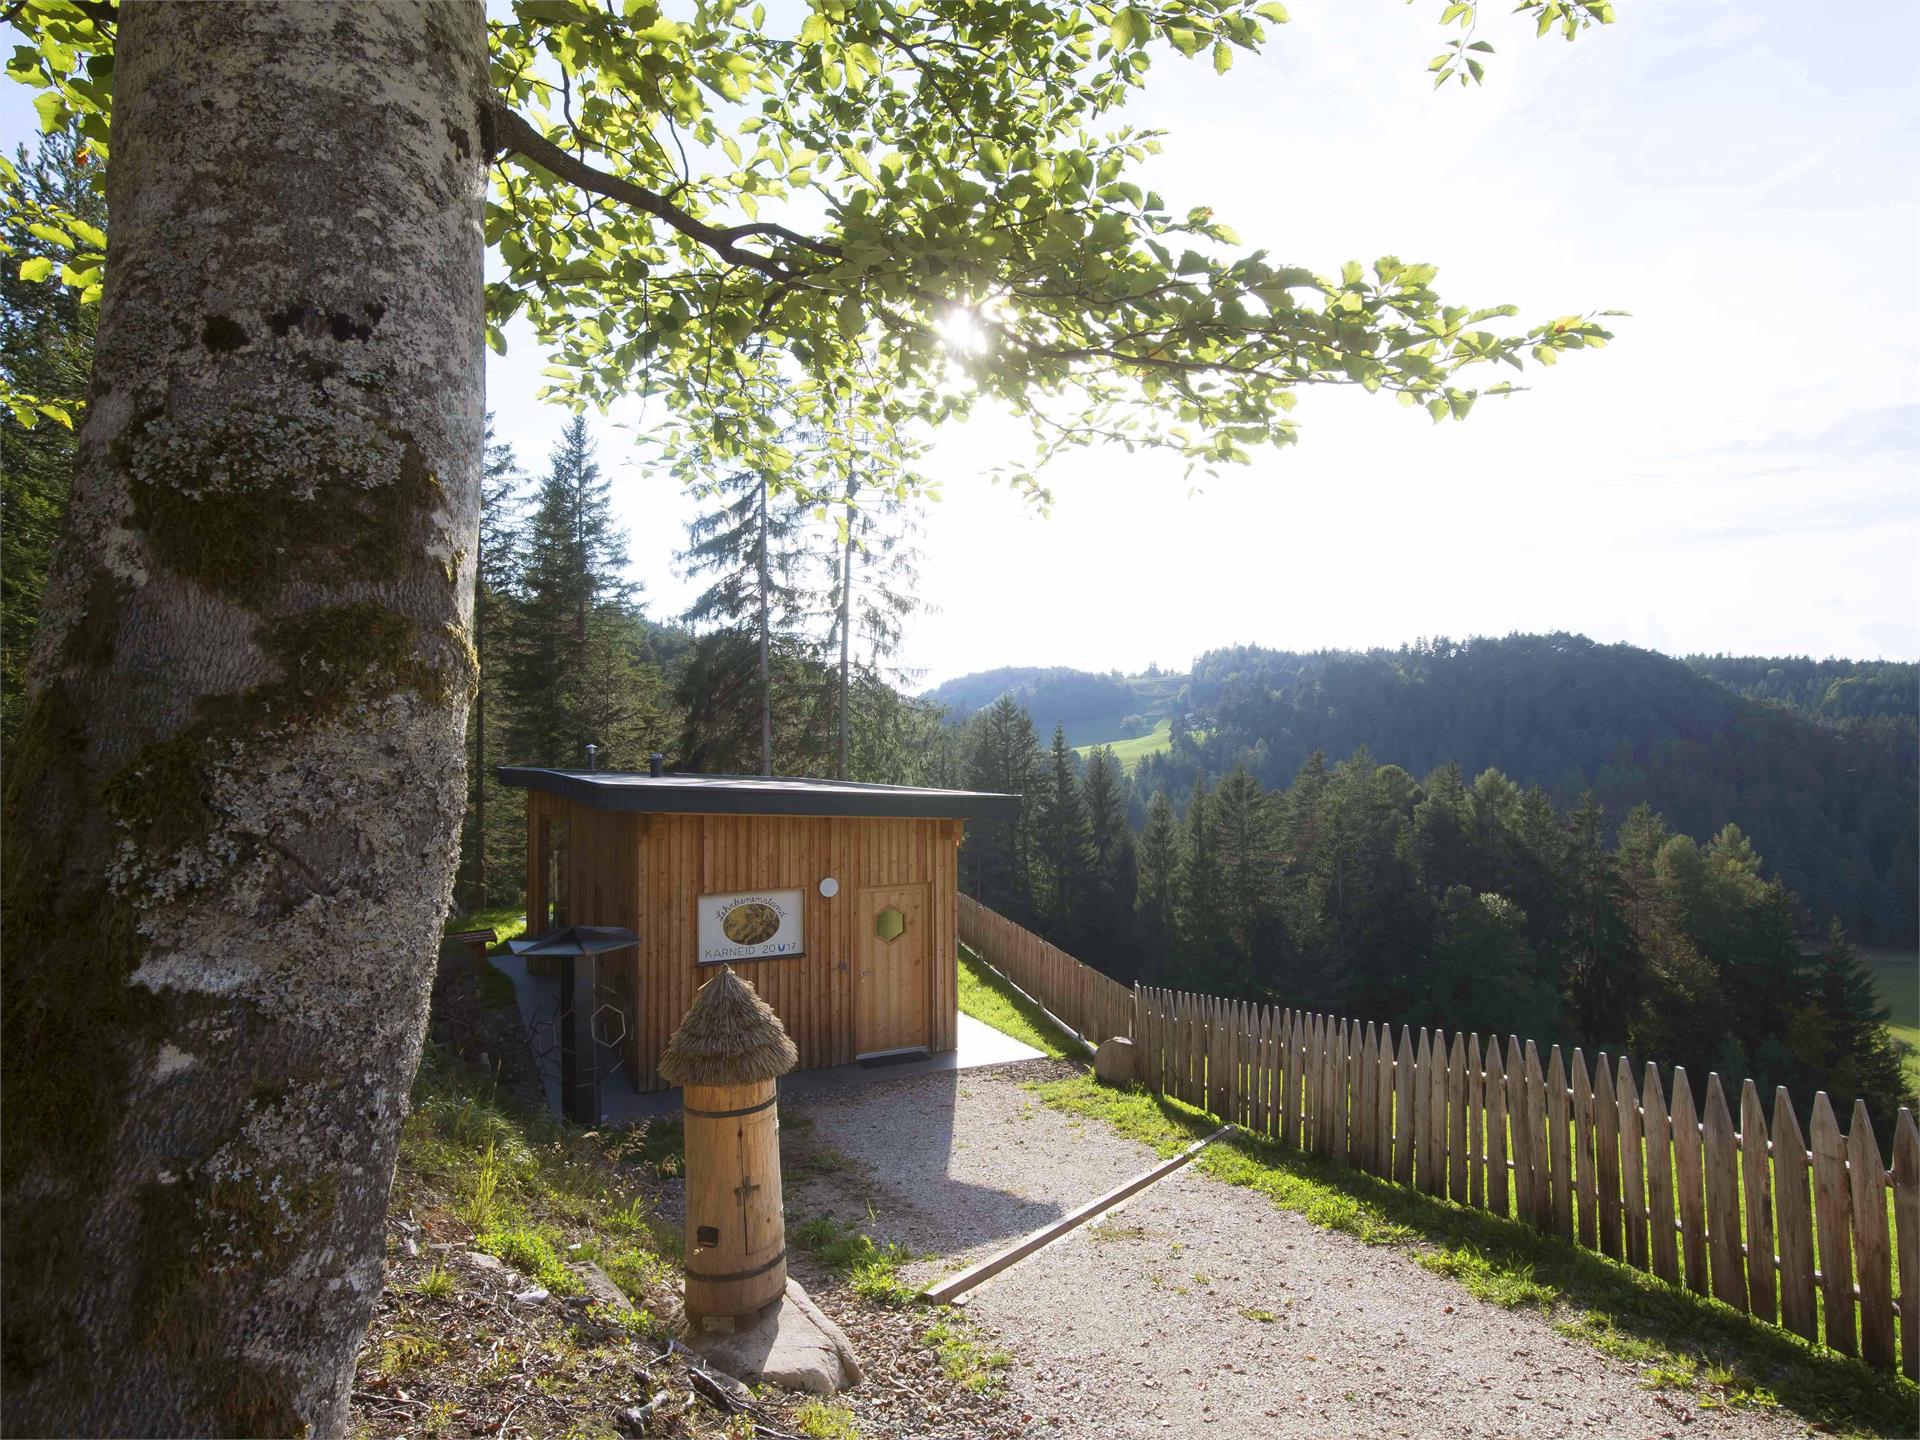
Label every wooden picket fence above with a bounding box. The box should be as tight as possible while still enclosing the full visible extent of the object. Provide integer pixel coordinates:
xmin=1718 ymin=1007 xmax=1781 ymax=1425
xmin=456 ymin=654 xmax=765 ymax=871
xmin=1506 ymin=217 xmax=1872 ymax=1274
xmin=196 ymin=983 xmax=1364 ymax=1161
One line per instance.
xmin=1134 ymin=987 xmax=1919 ymax=1378
xmin=954 ymin=896 xmax=1917 ymax=1377
xmin=956 ymin=892 xmax=1133 ymax=1047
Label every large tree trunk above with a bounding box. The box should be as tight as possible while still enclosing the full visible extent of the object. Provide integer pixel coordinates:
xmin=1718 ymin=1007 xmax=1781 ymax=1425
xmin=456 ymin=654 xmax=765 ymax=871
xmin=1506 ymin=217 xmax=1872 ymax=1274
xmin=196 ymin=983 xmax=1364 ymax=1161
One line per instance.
xmin=1 ymin=4 xmax=486 ymax=1435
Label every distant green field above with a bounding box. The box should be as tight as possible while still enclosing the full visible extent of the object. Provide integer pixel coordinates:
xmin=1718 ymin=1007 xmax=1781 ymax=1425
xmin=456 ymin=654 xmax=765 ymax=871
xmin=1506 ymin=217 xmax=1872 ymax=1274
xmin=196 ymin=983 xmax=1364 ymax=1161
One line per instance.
xmin=1054 ymin=709 xmax=1147 ymax=749
xmin=1073 ymin=719 xmax=1172 ymax=772
xmin=1863 ymin=947 xmax=1918 ymax=1089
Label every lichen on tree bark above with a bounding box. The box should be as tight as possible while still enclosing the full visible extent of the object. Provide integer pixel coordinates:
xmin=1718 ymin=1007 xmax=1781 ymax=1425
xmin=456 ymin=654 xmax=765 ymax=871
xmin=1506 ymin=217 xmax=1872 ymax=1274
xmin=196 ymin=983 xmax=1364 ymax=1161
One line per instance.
xmin=1 ymin=4 xmax=487 ymax=1434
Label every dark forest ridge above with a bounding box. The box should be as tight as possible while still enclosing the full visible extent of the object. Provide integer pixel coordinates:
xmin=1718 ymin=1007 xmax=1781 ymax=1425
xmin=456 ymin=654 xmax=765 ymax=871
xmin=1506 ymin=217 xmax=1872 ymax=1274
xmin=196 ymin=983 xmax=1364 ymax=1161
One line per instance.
xmin=931 ymin=634 xmax=1918 ymax=946
xmin=926 ymin=639 xmax=1917 ymax=726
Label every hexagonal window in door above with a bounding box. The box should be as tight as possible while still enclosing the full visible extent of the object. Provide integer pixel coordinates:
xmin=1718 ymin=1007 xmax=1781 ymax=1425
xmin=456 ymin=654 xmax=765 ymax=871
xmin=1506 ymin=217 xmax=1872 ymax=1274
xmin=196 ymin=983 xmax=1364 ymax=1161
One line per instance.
xmin=874 ymin=905 xmax=906 ymax=943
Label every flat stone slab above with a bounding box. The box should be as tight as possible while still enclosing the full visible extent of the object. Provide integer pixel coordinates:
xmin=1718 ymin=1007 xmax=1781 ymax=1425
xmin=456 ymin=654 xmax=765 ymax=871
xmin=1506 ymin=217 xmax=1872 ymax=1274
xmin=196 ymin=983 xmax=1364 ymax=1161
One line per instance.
xmin=686 ymin=1279 xmax=862 ymax=1396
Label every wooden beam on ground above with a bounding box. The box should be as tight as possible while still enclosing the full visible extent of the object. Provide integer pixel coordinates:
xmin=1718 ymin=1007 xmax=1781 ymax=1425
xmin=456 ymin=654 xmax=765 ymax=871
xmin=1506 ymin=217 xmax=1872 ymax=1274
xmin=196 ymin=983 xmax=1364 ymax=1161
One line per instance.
xmin=920 ymin=1124 xmax=1234 ymax=1305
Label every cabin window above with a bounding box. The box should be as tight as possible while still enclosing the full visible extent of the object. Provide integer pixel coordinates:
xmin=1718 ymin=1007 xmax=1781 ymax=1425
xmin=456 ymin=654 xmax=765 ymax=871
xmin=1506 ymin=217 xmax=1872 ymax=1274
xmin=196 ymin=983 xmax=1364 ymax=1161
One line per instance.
xmin=875 ymin=906 xmax=906 ymax=943
xmin=696 ymin=1225 xmax=719 ymax=1249
xmin=541 ymin=818 xmax=570 ymax=930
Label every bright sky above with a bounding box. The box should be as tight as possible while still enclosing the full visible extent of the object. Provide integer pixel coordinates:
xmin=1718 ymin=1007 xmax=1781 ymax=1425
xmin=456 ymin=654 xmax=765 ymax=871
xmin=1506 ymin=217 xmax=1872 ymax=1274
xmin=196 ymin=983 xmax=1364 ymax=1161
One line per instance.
xmin=8 ymin=4 xmax=1917 ymax=687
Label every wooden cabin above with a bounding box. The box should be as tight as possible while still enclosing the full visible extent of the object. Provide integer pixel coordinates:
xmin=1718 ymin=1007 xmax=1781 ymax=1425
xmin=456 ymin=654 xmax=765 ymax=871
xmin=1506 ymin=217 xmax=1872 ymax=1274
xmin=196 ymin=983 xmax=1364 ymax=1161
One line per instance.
xmin=499 ymin=765 xmax=1021 ymax=1092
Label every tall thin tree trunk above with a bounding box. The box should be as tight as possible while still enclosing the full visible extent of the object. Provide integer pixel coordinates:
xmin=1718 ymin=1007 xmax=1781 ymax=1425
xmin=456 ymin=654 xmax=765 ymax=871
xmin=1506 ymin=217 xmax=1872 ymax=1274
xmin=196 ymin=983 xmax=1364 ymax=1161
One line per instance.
xmin=0 ymin=6 xmax=486 ymax=1435
xmin=756 ymin=473 xmax=771 ymax=776
xmin=837 ymin=483 xmax=854 ymax=781
xmin=474 ymin=562 xmax=488 ymax=909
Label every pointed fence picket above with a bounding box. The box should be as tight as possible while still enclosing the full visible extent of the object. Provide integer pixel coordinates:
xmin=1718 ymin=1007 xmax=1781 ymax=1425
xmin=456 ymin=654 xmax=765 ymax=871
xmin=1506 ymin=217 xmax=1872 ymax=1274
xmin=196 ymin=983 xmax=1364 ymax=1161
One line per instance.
xmin=1739 ymin=1080 xmax=1776 ymax=1326
xmin=1704 ymin=1074 xmax=1749 ymax=1313
xmin=1593 ymin=1054 xmax=1623 ymax=1261
xmin=1548 ymin=1046 xmax=1573 ymax=1242
xmin=1616 ymin=1056 xmax=1646 ymax=1269
xmin=958 ymin=898 xmax=1918 ymax=1378
xmin=1486 ymin=1039 xmax=1510 ymax=1217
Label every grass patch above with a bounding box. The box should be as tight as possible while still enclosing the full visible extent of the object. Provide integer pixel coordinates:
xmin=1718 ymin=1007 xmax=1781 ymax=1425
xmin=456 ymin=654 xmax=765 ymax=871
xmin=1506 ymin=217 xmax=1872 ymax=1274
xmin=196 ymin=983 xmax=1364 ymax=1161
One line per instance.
xmin=474 ymin=1222 xmax=579 ymax=1295
xmin=605 ymin=1116 xmax=685 ymax=1181
xmin=793 ymin=1213 xmax=918 ymax=1306
xmin=412 ymin=1264 xmax=455 ymax=1299
xmin=957 ymin=946 xmax=1079 ymax=1060
xmin=792 ymin=1397 xmax=859 ymax=1439
xmin=920 ymin=1317 xmax=1011 ymax=1393
xmin=443 ymin=905 xmax=527 ymax=946
xmin=364 ymin=1328 xmax=448 ymax=1381
xmin=1028 ymin=1074 xmax=1918 ymax=1438
xmin=1072 ymin=718 xmax=1172 ymax=772
xmin=395 ymin=1046 xmax=674 ymax=1319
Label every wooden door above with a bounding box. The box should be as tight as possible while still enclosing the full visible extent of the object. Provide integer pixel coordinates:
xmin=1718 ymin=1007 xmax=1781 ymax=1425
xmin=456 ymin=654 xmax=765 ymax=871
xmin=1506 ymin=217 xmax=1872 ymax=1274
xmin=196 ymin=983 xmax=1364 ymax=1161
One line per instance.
xmin=856 ymin=884 xmax=929 ymax=1055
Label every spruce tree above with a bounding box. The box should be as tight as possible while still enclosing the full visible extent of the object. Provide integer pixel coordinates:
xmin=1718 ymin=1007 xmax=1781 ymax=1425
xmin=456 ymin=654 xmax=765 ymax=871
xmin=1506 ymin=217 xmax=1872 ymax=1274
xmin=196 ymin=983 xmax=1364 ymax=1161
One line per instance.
xmin=676 ymin=440 xmax=813 ymax=775
xmin=500 ymin=415 xmax=662 ymax=769
xmin=1412 ymin=761 xmax=1474 ymax=896
xmin=1809 ymin=920 xmax=1914 ymax=1126
xmin=1031 ymin=725 xmax=1095 ymax=939
xmin=1177 ymin=778 xmax=1228 ymax=985
xmin=821 ymin=466 xmax=926 ymax=779
xmin=1561 ymin=793 xmax=1643 ymax=1050
xmin=1210 ymin=765 xmax=1281 ymax=994
xmin=963 ymin=697 xmax=1040 ymax=916
xmin=1135 ymin=790 xmax=1182 ymax=982
xmin=1079 ymin=746 xmax=1139 ymax=969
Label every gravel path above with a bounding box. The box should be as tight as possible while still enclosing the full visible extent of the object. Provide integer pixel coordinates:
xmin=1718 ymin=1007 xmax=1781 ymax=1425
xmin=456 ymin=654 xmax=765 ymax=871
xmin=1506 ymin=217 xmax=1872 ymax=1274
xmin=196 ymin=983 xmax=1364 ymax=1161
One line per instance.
xmin=787 ymin=1064 xmax=1816 ymax=1440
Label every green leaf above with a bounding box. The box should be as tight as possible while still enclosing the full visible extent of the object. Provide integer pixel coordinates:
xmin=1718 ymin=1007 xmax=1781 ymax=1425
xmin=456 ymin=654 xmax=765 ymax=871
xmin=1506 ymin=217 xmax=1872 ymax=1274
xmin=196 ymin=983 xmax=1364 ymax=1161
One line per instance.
xmin=1109 ymin=7 xmax=1150 ymax=50
xmin=837 ymin=293 xmax=863 ymax=339
xmin=33 ymin=90 xmax=62 ymax=133
xmin=798 ymin=12 xmax=831 ymax=44
xmin=1212 ymin=41 xmax=1233 ymax=75
xmin=17 ymin=256 xmax=53 ymax=282
xmin=1254 ymin=2 xmax=1290 ymax=21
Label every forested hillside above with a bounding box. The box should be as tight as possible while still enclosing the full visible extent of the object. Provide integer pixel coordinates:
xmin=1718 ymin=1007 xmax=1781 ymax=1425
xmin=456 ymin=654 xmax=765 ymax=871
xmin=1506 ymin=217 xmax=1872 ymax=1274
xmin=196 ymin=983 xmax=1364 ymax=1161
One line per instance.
xmin=1683 ymin=653 xmax=1917 ymax=724
xmin=953 ymin=701 xmax=1915 ymax=1129
xmin=921 ymin=665 xmax=1140 ymax=724
xmin=1118 ymin=635 xmax=1917 ymax=946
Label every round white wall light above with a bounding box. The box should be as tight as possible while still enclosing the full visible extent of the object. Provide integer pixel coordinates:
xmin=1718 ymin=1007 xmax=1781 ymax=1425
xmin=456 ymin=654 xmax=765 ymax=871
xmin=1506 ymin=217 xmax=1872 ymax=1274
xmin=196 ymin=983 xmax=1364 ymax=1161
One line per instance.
xmin=819 ymin=876 xmax=839 ymax=898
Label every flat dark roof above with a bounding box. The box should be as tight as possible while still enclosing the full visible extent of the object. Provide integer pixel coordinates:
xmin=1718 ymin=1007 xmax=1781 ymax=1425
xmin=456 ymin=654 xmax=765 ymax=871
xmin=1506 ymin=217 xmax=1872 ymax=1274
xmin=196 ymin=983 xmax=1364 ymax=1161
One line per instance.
xmin=497 ymin=767 xmax=1022 ymax=822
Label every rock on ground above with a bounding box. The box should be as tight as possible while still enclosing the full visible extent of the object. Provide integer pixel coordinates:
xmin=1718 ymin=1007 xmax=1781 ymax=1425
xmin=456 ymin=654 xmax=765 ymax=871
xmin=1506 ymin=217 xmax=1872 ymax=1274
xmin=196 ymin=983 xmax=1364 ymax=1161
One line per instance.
xmin=688 ymin=1279 xmax=862 ymax=1396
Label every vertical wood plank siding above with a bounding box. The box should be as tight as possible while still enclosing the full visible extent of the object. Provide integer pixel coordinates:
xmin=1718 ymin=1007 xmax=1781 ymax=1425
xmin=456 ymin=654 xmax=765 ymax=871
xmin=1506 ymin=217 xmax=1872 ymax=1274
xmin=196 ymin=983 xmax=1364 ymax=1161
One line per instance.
xmin=954 ymin=896 xmax=1918 ymax=1378
xmin=527 ymin=797 xmax=962 ymax=1091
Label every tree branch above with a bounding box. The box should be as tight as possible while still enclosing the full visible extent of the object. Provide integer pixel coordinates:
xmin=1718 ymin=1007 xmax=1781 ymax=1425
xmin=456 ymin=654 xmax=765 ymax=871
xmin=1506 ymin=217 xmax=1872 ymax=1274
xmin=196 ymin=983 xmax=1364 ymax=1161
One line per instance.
xmin=485 ymin=99 xmax=838 ymax=281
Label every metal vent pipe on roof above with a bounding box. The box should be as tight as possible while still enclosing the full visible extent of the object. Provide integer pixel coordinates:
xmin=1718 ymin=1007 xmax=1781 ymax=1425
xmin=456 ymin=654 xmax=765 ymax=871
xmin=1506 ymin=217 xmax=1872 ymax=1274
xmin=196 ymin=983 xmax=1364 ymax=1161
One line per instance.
xmin=648 ymin=752 xmax=665 ymax=777
xmin=585 ymin=742 xmax=598 ymax=771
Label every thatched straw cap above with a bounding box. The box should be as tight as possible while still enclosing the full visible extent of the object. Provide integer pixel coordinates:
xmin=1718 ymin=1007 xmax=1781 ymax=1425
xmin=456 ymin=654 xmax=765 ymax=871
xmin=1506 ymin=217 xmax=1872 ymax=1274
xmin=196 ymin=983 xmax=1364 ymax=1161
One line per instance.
xmin=658 ymin=968 xmax=798 ymax=1086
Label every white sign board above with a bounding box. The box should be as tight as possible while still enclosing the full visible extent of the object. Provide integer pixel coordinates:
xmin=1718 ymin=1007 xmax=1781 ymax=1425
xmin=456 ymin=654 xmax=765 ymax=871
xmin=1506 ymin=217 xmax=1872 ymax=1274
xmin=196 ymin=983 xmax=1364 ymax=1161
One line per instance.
xmin=697 ymin=889 xmax=806 ymax=965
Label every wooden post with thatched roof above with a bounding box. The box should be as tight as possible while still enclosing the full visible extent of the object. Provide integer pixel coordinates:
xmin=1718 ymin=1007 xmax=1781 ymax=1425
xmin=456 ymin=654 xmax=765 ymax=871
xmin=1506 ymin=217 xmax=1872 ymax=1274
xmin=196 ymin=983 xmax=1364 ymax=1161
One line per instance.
xmin=660 ymin=967 xmax=799 ymax=1327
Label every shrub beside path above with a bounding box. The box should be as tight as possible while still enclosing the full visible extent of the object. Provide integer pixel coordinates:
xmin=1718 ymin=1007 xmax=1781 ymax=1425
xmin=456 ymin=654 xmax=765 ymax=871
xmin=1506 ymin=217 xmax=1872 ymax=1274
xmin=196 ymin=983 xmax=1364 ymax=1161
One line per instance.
xmin=789 ymin=1063 xmax=1817 ymax=1440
